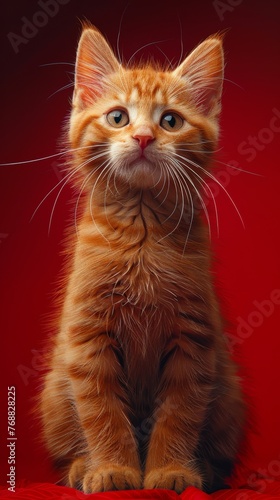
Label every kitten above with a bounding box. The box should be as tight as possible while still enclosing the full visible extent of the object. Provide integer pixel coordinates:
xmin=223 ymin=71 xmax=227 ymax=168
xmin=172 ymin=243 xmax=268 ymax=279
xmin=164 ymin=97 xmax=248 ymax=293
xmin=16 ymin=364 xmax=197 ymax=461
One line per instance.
xmin=40 ymin=25 xmax=245 ymax=494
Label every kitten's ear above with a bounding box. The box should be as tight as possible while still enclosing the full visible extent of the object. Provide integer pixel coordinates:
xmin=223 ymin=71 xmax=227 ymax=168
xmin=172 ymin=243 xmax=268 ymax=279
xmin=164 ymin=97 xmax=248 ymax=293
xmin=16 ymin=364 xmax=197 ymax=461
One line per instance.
xmin=73 ymin=26 xmax=119 ymax=109
xmin=174 ymin=35 xmax=224 ymax=117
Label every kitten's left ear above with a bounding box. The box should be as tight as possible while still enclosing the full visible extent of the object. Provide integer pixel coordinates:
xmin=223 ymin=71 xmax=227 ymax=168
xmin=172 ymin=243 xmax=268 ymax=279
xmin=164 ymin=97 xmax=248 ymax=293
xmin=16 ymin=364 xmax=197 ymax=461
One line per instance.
xmin=174 ymin=35 xmax=224 ymax=117
xmin=73 ymin=25 xmax=120 ymax=110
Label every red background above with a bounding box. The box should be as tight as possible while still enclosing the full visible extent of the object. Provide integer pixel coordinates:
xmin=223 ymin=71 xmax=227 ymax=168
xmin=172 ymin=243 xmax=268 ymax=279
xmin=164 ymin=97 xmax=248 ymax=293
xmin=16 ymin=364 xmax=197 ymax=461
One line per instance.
xmin=1 ymin=0 xmax=280 ymax=490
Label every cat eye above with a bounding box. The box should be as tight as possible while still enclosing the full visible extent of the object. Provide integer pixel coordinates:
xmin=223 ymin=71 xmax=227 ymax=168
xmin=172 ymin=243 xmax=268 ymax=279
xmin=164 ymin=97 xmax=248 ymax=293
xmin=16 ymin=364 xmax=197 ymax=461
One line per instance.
xmin=160 ymin=112 xmax=184 ymax=132
xmin=106 ymin=109 xmax=129 ymax=128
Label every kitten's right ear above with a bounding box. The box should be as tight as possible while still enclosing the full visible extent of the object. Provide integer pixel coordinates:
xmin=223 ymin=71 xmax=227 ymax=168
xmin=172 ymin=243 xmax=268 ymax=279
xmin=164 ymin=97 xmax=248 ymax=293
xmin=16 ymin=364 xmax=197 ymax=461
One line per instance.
xmin=73 ymin=26 xmax=119 ymax=110
xmin=174 ymin=35 xmax=224 ymax=117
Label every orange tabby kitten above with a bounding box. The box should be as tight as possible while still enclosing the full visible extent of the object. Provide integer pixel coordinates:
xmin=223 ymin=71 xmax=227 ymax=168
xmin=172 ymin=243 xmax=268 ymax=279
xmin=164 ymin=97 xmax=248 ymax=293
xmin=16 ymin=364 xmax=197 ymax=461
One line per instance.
xmin=40 ymin=25 xmax=245 ymax=494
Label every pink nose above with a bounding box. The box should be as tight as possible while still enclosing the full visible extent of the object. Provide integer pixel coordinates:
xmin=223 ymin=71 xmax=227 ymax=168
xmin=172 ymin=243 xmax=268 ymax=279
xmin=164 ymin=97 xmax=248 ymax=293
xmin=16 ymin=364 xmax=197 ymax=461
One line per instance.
xmin=133 ymin=134 xmax=154 ymax=150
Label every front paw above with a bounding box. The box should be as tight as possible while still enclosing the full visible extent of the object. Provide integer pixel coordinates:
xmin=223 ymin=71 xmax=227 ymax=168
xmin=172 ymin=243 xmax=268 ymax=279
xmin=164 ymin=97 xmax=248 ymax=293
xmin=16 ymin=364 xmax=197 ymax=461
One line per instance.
xmin=83 ymin=464 xmax=142 ymax=493
xmin=144 ymin=465 xmax=203 ymax=493
xmin=68 ymin=456 xmax=87 ymax=489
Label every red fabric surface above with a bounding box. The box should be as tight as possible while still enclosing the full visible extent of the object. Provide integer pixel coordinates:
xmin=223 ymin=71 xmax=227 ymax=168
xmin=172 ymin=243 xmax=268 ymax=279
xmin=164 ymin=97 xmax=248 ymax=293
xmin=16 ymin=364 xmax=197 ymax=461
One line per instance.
xmin=1 ymin=484 xmax=280 ymax=500
xmin=1 ymin=0 xmax=280 ymax=499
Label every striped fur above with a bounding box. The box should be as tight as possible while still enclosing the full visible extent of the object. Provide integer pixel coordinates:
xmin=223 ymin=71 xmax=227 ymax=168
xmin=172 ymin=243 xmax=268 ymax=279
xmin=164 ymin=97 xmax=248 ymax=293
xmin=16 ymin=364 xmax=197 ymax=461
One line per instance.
xmin=40 ymin=25 xmax=245 ymax=494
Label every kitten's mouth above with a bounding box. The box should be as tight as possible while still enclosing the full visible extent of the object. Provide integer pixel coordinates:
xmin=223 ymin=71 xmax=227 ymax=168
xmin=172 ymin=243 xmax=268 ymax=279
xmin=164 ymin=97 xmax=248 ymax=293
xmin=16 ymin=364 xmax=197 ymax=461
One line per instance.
xmin=129 ymin=153 xmax=158 ymax=178
xmin=128 ymin=157 xmax=157 ymax=179
xmin=129 ymin=147 xmax=155 ymax=166
xmin=130 ymin=156 xmax=154 ymax=168
xmin=117 ymin=151 xmax=161 ymax=189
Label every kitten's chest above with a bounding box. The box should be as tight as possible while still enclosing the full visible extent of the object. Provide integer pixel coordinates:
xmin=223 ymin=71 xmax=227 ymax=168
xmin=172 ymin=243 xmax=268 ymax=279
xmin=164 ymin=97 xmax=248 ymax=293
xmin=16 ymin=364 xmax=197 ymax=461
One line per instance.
xmin=94 ymin=239 xmax=184 ymax=361
xmin=106 ymin=244 xmax=185 ymax=372
xmin=70 ymin=220 xmax=204 ymax=414
xmin=77 ymin=217 xmax=194 ymax=334
xmin=110 ymin=234 xmax=188 ymax=309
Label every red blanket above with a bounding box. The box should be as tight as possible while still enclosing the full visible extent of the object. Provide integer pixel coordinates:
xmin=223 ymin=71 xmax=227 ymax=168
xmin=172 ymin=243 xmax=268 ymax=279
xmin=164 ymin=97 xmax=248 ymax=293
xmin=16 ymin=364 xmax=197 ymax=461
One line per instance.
xmin=1 ymin=483 xmax=280 ymax=500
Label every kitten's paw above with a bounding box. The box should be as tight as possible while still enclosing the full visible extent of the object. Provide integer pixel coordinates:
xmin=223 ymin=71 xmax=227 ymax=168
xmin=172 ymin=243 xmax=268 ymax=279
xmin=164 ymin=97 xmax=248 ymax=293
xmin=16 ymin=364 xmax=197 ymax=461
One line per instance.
xmin=83 ymin=464 xmax=142 ymax=493
xmin=144 ymin=465 xmax=203 ymax=493
xmin=68 ymin=456 xmax=87 ymax=489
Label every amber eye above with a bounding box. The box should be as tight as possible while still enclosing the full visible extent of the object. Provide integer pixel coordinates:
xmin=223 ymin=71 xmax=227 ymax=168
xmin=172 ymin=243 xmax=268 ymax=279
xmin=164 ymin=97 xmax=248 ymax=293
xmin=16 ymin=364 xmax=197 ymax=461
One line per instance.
xmin=106 ymin=109 xmax=129 ymax=128
xmin=160 ymin=112 xmax=184 ymax=132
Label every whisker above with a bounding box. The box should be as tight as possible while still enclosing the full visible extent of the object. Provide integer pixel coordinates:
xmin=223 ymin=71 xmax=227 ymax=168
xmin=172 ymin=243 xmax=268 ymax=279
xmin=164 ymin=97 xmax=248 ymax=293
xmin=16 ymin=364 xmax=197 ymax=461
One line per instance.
xmin=223 ymin=77 xmax=244 ymax=90
xmin=178 ymin=160 xmax=212 ymax=241
xmin=176 ymin=145 xmax=222 ymax=155
xmin=30 ymin=162 xmax=81 ymax=223
xmin=154 ymin=164 xmax=170 ymax=204
xmin=168 ymin=163 xmax=194 ymax=253
xmin=154 ymin=45 xmax=173 ymax=69
xmin=196 ymin=165 xmax=244 ymax=228
xmin=40 ymin=62 xmax=75 ymax=67
xmin=159 ymin=161 xmax=181 ymax=224
xmin=48 ymin=82 xmax=74 ymax=99
xmin=174 ymin=152 xmax=244 ymax=228
xmin=104 ymin=161 xmax=121 ymax=231
xmin=74 ymin=161 xmax=108 ymax=237
xmin=214 ymin=159 xmax=263 ymax=177
xmin=127 ymin=39 xmax=170 ymax=66
xmin=48 ymin=152 xmax=108 ymax=234
xmin=89 ymin=161 xmax=113 ymax=245
xmin=0 ymin=144 xmax=102 ymax=167
xmin=30 ymin=147 xmax=108 ymax=222
xmin=176 ymin=13 xmax=184 ymax=68
xmin=157 ymin=160 xmax=194 ymax=253
xmin=116 ymin=3 xmax=130 ymax=64
xmin=173 ymin=153 xmax=219 ymax=236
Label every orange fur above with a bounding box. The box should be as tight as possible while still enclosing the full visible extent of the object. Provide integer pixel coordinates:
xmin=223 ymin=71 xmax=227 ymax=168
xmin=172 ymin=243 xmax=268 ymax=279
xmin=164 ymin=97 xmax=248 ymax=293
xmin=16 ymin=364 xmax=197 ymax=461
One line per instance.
xmin=40 ymin=25 xmax=245 ymax=493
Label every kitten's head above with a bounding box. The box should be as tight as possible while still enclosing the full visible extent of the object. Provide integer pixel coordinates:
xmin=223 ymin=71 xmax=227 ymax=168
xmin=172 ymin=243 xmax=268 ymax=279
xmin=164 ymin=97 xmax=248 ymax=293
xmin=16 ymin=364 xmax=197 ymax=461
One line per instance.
xmin=69 ymin=25 xmax=224 ymax=193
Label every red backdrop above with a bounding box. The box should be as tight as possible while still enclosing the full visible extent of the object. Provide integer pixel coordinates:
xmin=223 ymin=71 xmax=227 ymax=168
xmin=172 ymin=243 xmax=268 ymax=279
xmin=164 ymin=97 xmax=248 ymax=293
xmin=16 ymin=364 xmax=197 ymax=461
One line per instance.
xmin=1 ymin=0 xmax=280 ymax=491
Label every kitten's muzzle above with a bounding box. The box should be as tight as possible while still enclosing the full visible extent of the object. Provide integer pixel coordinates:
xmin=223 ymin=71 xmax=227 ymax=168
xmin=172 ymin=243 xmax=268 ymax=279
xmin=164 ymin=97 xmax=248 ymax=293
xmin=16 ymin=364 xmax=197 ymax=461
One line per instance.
xmin=133 ymin=134 xmax=155 ymax=151
xmin=132 ymin=125 xmax=155 ymax=152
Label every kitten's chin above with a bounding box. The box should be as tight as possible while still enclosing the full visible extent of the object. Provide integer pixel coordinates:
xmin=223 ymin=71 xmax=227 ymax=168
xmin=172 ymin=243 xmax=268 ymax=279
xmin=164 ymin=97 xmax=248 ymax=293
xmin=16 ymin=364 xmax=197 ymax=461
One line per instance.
xmin=117 ymin=159 xmax=162 ymax=190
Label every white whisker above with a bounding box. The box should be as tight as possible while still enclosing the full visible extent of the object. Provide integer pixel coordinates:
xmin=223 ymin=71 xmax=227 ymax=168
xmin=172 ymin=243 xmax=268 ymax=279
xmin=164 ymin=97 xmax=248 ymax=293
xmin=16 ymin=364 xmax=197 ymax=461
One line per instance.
xmin=30 ymin=161 xmax=81 ymax=223
xmin=196 ymin=161 xmax=245 ymax=228
xmin=169 ymin=163 xmax=194 ymax=253
xmin=157 ymin=160 xmax=194 ymax=253
xmin=127 ymin=39 xmax=169 ymax=67
xmin=48 ymin=82 xmax=74 ymax=99
xmin=0 ymin=145 xmax=100 ymax=167
xmin=104 ymin=161 xmax=121 ymax=231
xmin=29 ymin=146 xmax=107 ymax=224
xmin=40 ymin=62 xmax=75 ymax=68
xmin=116 ymin=3 xmax=130 ymax=64
xmin=154 ymin=165 xmax=170 ymax=204
xmin=74 ymin=161 xmax=107 ymax=237
xmin=160 ymin=161 xmax=181 ymax=225
xmin=48 ymin=151 xmax=108 ymax=234
xmin=214 ymin=159 xmax=263 ymax=177
xmin=172 ymin=152 xmax=219 ymax=237
xmin=89 ymin=161 xmax=113 ymax=245
xmin=174 ymin=152 xmax=244 ymax=229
